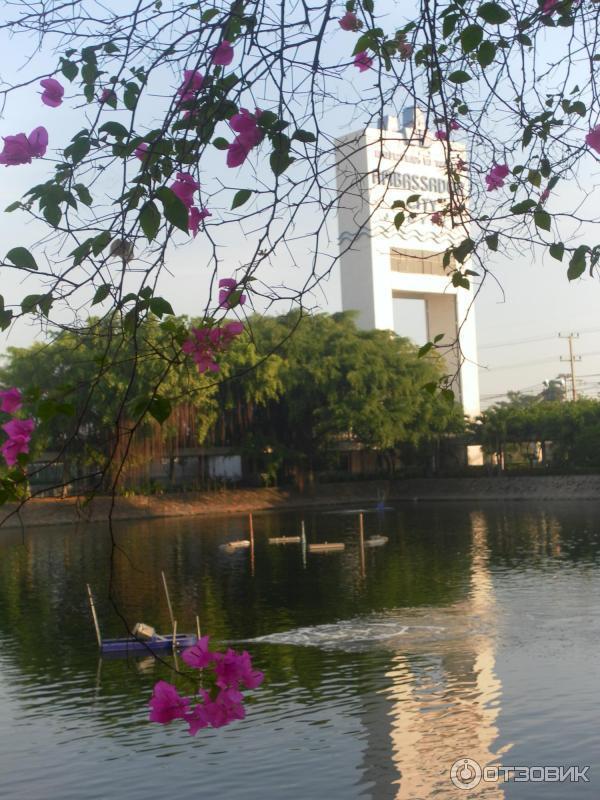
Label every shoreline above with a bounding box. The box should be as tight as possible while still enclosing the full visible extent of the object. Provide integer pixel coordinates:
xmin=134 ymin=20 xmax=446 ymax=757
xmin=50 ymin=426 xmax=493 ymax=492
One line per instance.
xmin=1 ymin=475 xmax=600 ymax=529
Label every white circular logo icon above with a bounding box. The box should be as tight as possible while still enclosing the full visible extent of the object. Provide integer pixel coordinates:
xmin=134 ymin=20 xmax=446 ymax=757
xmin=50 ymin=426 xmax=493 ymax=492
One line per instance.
xmin=450 ymin=758 xmax=482 ymax=789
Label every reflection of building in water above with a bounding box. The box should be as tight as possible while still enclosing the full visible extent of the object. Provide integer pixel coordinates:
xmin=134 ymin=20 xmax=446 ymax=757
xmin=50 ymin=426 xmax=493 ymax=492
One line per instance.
xmin=358 ymin=512 xmax=510 ymax=798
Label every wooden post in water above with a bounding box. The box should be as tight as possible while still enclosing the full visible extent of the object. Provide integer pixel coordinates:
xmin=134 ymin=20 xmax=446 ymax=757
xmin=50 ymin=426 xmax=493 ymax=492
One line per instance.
xmin=86 ymin=584 xmax=102 ymax=649
xmin=172 ymin=619 xmax=178 ymax=651
xmin=196 ymin=615 xmax=202 ymax=640
xmin=359 ymin=513 xmax=366 ymax=579
xmin=161 ymin=571 xmax=176 ymax=639
xmin=249 ymin=513 xmax=255 ymax=576
xmin=301 ymin=520 xmax=307 ymax=569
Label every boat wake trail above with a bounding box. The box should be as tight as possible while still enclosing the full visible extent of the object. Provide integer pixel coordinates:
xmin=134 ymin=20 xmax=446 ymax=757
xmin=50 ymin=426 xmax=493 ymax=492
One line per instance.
xmin=242 ymin=616 xmax=447 ymax=652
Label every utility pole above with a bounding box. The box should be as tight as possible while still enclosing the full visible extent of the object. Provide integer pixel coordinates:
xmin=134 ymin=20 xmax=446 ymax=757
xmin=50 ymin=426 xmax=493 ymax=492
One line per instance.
xmin=559 ymin=333 xmax=581 ymax=400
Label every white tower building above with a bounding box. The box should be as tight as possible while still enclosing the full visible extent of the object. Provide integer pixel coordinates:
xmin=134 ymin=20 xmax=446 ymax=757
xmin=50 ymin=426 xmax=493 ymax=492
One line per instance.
xmin=336 ymin=108 xmax=481 ymax=423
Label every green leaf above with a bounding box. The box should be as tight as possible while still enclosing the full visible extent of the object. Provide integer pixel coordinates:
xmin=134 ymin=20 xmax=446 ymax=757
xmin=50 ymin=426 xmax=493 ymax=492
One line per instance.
xmin=549 ymin=242 xmax=564 ymax=261
xmin=21 ymin=294 xmax=42 ymax=314
xmin=364 ymin=0 xmax=374 ymax=12
xmin=4 ymin=201 xmax=22 ymax=213
xmin=477 ymin=40 xmax=496 ymax=67
xmin=460 ymin=24 xmax=484 ymax=53
xmin=394 ymin=212 xmax=405 ymax=229
xmin=527 ymin=169 xmax=541 ymax=187
xmin=534 ymin=208 xmax=551 ymax=231
xmin=61 ymin=59 xmax=78 ymax=82
xmin=270 ymin=150 xmax=294 ymax=177
xmin=156 ymin=187 xmax=189 ymax=232
xmin=92 ymin=231 xmax=112 ymax=256
xmin=0 ymin=308 xmax=13 ymax=331
xmin=567 ymin=246 xmax=587 ymax=281
xmin=43 ymin=204 xmax=62 ymax=227
xmin=139 ymin=201 xmax=161 ymax=242
xmin=148 ymin=396 xmax=172 ymax=424
xmin=442 ymin=13 xmax=460 ymax=38
xmin=477 ymin=2 xmax=511 ymax=24
xmin=149 ymin=297 xmax=174 ymax=318
xmin=448 ymin=70 xmax=472 ymax=84
xmin=123 ymin=82 xmax=140 ymax=111
xmin=99 ymin=121 xmax=129 ymax=139
xmin=231 ymin=189 xmax=253 ymax=210
xmin=92 ymin=284 xmax=111 ymax=305
xmin=485 ymin=232 xmax=499 ymax=251
xmin=65 ymin=136 xmax=91 ymax=164
xmin=510 ymin=199 xmax=537 ymax=214
xmin=202 ymin=8 xmax=220 ymax=21
xmin=74 ymin=184 xmax=93 ymax=206
xmin=292 ymin=129 xmax=317 ymax=143
xmin=212 ymin=137 xmax=230 ymax=150
xmin=441 ymin=388 xmax=455 ymax=404
xmin=104 ymin=41 xmax=120 ymax=54
xmin=418 ymin=341 xmax=434 ymax=357
xmin=568 ymin=100 xmax=586 ymax=117
xmin=453 ymin=237 xmax=475 ymax=263
xmin=6 ymin=247 xmax=38 ymax=270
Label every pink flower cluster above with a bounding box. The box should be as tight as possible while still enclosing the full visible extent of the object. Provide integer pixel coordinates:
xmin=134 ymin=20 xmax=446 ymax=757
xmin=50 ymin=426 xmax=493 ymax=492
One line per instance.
xmin=485 ymin=163 xmax=509 ymax=191
xmin=0 ymin=388 xmax=35 ymax=467
xmin=226 ymin=109 xmax=264 ymax=168
xmin=40 ymin=78 xmax=64 ymax=108
xmin=177 ymin=69 xmax=204 ymax=106
xmin=169 ymin=171 xmax=210 ymax=236
xmin=0 ymin=126 xmax=48 ymax=166
xmin=339 ymin=12 xmax=362 ymax=31
xmin=219 ymin=278 xmax=246 ymax=309
xmin=182 ymin=321 xmax=244 ymax=373
xmin=148 ymin=636 xmax=264 ymax=734
xmin=354 ymin=51 xmax=373 ymax=72
xmin=431 ymin=211 xmax=444 ymax=226
xmin=586 ymin=125 xmax=600 ymax=154
xmin=212 ymin=40 xmax=234 ymax=66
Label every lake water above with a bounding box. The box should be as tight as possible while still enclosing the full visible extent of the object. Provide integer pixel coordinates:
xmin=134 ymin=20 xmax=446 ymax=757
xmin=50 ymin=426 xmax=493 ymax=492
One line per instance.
xmin=0 ymin=502 xmax=598 ymax=799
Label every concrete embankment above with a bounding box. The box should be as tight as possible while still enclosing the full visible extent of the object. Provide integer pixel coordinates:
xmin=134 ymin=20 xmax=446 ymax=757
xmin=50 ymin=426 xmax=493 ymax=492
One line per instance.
xmin=1 ymin=475 xmax=599 ymax=529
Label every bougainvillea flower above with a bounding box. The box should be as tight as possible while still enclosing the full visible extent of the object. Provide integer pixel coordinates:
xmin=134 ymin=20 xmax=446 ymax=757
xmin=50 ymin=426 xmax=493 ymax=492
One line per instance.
xmin=134 ymin=142 xmax=149 ymax=160
xmin=540 ymin=187 xmax=550 ymax=204
xmin=431 ymin=211 xmax=444 ymax=226
xmin=585 ymin=125 xmax=600 ymax=154
xmin=197 ymin=688 xmax=246 ymax=728
xmin=542 ymin=0 xmax=559 ymax=13
xmin=148 ymin=681 xmax=190 ymax=724
xmin=450 ymin=119 xmax=460 ymax=131
xmin=188 ymin=206 xmax=211 ymax=237
xmin=212 ymin=40 xmax=234 ymax=66
xmin=353 ymin=51 xmax=373 ymax=72
xmin=339 ymin=12 xmax=362 ymax=31
xmin=398 ymin=40 xmax=413 ymax=60
xmin=177 ymin=69 xmax=204 ymax=104
xmin=485 ymin=163 xmax=509 ymax=191
xmin=0 ymin=126 xmax=48 ymax=166
xmin=0 ymin=388 xmax=22 ymax=414
xmin=170 ymin=172 xmax=199 ymax=208
xmin=226 ymin=109 xmax=263 ymax=168
xmin=218 ymin=278 xmax=246 ymax=308
xmin=1 ymin=417 xmax=35 ymax=466
xmin=99 ymin=88 xmax=117 ymax=104
xmin=456 ymin=157 xmax=466 ymax=172
xmin=182 ymin=321 xmax=245 ymax=374
xmin=182 ymin=636 xmax=217 ymax=669
xmin=40 ymin=78 xmax=64 ymax=107
xmin=434 ymin=130 xmax=447 ymax=141
xmin=214 ymin=648 xmax=264 ymax=689
xmin=184 ymin=704 xmax=210 ymax=735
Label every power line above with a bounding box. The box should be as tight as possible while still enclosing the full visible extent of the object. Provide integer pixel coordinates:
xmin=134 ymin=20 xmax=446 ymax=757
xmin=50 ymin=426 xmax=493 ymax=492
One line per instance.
xmin=479 ymin=326 xmax=600 ymax=351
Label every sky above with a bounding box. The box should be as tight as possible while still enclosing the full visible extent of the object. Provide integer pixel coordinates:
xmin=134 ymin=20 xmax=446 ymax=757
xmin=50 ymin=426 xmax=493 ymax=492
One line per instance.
xmin=1 ymin=5 xmax=599 ymax=409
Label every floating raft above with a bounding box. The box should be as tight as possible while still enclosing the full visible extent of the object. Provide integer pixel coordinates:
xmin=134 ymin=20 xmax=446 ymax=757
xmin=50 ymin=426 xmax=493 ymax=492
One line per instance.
xmin=219 ymin=539 xmax=251 ymax=552
xmin=101 ymin=633 xmax=197 ymax=654
xmin=268 ymin=536 xmax=301 ymax=545
xmin=308 ymin=542 xmax=345 ymax=553
xmin=365 ymin=535 xmax=389 ymax=547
